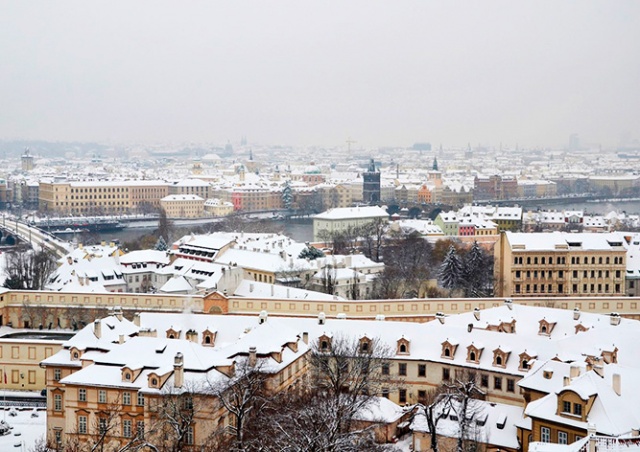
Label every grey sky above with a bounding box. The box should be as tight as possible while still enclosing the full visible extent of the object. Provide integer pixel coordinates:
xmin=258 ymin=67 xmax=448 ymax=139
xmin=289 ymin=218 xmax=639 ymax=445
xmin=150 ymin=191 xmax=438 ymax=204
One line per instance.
xmin=1 ymin=1 xmax=638 ymax=148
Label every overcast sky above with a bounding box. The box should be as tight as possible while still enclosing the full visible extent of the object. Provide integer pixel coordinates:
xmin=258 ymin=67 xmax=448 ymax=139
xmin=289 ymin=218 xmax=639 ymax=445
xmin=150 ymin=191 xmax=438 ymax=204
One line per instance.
xmin=1 ymin=1 xmax=638 ymax=148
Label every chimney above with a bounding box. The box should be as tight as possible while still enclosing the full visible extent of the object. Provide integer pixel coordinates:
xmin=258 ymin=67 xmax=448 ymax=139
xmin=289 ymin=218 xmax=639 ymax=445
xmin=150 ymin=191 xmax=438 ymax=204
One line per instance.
xmin=612 ymin=373 xmax=621 ymax=396
xmin=610 ymin=312 xmax=621 ymax=326
xmin=473 ymin=308 xmax=480 ymax=321
xmin=174 ymin=352 xmax=184 ymax=388
xmin=114 ymin=306 xmax=123 ymax=322
xmin=632 ymin=429 xmax=639 ymax=438
xmin=573 ymin=307 xmax=581 ymax=321
xmin=249 ymin=283 xmax=254 ymax=293
xmin=259 ymin=310 xmax=268 ymax=324
xmin=318 ymin=312 xmax=326 ymax=325
xmin=504 ymin=298 xmax=513 ymax=310
xmin=248 ymin=346 xmax=257 ymax=367
xmin=436 ymin=312 xmax=445 ymax=324
xmin=588 ymin=424 xmax=597 ymax=452
xmin=563 ymin=376 xmax=571 ymax=387
xmin=67 ymin=256 xmax=73 ymax=265
xmin=93 ymin=319 xmax=101 ymax=339
xmin=186 ymin=330 xmax=198 ymax=342
xmin=570 ymin=365 xmax=580 ymax=379
xmin=302 ymin=332 xmax=309 ymax=344
xmin=133 ymin=312 xmax=141 ymax=327
xmin=468 ymin=323 xmax=473 ymax=333
xmin=119 ymin=334 xmax=125 ymax=344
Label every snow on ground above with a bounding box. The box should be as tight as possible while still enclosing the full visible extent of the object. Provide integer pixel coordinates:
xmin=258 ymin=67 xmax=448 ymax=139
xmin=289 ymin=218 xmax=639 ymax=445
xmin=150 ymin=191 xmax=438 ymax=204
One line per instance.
xmin=0 ymin=407 xmax=47 ymax=451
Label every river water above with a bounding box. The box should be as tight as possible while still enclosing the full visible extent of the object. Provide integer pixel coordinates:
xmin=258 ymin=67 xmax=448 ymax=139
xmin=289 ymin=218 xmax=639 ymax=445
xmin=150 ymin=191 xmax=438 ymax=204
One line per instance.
xmin=69 ymin=200 xmax=640 ymax=246
xmin=91 ymin=218 xmax=315 ymax=245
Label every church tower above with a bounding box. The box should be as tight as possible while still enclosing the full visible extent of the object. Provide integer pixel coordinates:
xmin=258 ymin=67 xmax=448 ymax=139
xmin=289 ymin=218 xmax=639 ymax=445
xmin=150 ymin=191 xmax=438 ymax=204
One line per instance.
xmin=363 ymin=158 xmax=381 ymax=205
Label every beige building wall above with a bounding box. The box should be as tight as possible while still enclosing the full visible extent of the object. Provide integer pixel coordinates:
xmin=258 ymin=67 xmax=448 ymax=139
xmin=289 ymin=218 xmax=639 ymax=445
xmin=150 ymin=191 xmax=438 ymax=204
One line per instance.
xmin=495 ymin=233 xmax=626 ymax=298
xmin=0 ymin=338 xmax=63 ymax=390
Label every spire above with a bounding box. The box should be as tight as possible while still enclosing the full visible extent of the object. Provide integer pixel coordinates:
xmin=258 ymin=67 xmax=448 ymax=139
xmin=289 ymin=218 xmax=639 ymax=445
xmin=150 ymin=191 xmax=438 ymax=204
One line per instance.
xmin=433 ymin=157 xmax=438 ymax=171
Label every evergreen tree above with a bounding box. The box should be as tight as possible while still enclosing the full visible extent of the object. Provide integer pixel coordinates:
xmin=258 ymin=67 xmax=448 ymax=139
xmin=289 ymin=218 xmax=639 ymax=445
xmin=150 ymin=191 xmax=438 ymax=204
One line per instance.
xmin=282 ymin=181 xmax=293 ymax=210
xmin=463 ymin=241 xmax=483 ymax=297
xmin=438 ymin=245 xmax=464 ymax=294
xmin=298 ymin=245 xmax=324 ymax=260
xmin=154 ymin=235 xmax=168 ymax=251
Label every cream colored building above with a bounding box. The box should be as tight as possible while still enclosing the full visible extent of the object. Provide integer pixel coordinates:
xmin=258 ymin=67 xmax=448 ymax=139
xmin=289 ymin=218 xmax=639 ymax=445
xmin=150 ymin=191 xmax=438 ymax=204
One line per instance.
xmin=39 ymin=180 xmax=169 ymax=215
xmin=495 ymin=231 xmax=627 ymax=298
xmin=203 ymin=198 xmax=234 ymax=217
xmin=313 ymin=205 xmax=388 ymax=241
xmin=160 ymin=194 xmax=205 ymax=219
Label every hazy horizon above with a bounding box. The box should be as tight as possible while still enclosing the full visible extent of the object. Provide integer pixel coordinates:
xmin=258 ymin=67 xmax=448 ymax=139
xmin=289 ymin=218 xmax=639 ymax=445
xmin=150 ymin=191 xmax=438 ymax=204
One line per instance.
xmin=1 ymin=1 xmax=639 ymax=149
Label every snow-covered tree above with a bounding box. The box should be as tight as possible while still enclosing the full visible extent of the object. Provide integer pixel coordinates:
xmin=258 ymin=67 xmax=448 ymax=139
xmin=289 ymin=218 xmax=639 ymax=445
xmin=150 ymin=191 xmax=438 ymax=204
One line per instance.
xmin=154 ymin=235 xmax=168 ymax=252
xmin=282 ymin=181 xmax=293 ymax=210
xmin=298 ymin=245 xmax=324 ymax=260
xmin=438 ymin=245 xmax=464 ymax=294
xmin=463 ymin=240 xmax=493 ymax=297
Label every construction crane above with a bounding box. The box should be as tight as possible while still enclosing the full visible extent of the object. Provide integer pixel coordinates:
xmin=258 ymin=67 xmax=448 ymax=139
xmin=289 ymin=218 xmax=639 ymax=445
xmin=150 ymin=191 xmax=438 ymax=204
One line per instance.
xmin=346 ymin=137 xmax=357 ymax=153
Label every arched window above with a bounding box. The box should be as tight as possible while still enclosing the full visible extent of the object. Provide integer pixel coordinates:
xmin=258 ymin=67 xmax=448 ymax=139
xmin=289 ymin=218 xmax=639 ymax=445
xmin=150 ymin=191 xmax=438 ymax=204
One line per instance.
xmin=470 ymin=351 xmax=476 ymax=362
xmin=496 ymin=355 xmax=503 ymax=366
xmin=204 ymin=336 xmax=211 ymax=344
xmin=400 ymin=344 xmax=407 ymax=353
xmin=444 ymin=348 xmax=450 ymax=357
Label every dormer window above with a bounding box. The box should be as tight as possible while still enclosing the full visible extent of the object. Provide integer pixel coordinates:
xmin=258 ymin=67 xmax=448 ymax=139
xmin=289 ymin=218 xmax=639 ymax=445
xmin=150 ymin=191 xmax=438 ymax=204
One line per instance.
xmin=441 ymin=340 xmax=458 ymax=360
xmin=124 ymin=372 xmax=131 ymax=381
xmin=519 ymin=352 xmax=535 ymax=372
xmin=538 ymin=319 xmax=556 ymax=336
xmin=359 ymin=337 xmax=371 ymax=354
xmin=201 ymin=329 xmax=216 ymax=347
xmin=166 ymin=328 xmax=180 ymax=339
xmin=466 ymin=344 xmax=483 ymax=364
xmin=397 ymin=338 xmax=410 ymax=355
xmin=493 ymin=348 xmax=510 ymax=368
xmin=318 ymin=334 xmax=332 ymax=352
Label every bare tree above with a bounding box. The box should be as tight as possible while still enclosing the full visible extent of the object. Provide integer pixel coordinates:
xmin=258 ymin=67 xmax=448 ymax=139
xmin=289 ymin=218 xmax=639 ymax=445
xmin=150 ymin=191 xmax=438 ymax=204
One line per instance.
xmin=207 ymin=358 xmax=270 ymax=451
xmin=147 ymin=383 xmax=201 ymax=452
xmin=443 ymin=371 xmax=485 ymax=452
xmin=3 ymin=248 xmax=57 ymax=290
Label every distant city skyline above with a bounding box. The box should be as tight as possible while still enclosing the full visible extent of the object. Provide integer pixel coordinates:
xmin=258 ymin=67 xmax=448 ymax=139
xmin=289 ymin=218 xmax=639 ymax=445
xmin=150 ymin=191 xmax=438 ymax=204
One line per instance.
xmin=1 ymin=1 xmax=639 ymax=149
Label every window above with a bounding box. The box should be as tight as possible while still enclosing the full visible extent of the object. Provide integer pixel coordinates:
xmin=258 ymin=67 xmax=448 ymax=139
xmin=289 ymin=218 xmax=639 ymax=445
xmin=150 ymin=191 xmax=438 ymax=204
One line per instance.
xmin=507 ymin=379 xmax=515 ymax=392
xmin=137 ymin=392 xmax=145 ymax=406
xmin=559 ymin=431 xmax=568 ymax=445
xmin=399 ymin=389 xmax=407 ymax=404
xmin=481 ymin=374 xmax=488 ymax=387
xmin=78 ymin=389 xmax=86 ymax=402
xmin=381 ymin=388 xmax=389 ymax=399
xmin=398 ymin=363 xmax=407 ymax=376
xmin=123 ymin=392 xmax=131 ymax=406
xmin=494 ymin=376 xmax=502 ymax=390
xmin=442 ymin=368 xmax=450 ymax=381
xmin=123 ymin=420 xmax=132 ymax=438
xmin=185 ymin=426 xmax=194 ymax=445
xmin=54 ymin=369 xmax=61 ymax=381
xmin=563 ymin=401 xmax=571 ymax=413
xmin=78 ymin=416 xmax=87 ymax=434
xmin=381 ymin=364 xmax=390 ymax=376
xmin=99 ymin=418 xmax=107 ymax=434
xmin=136 ymin=421 xmax=145 ymax=439
xmin=574 ymin=403 xmax=583 ymax=416
xmin=54 ymin=394 xmax=62 ymax=411
xmin=418 ymin=364 xmax=426 ymax=377
xmin=418 ymin=390 xmax=427 ymax=402
xmin=541 ymin=427 xmax=550 ymax=443
xmin=99 ymin=390 xmax=107 ymax=403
